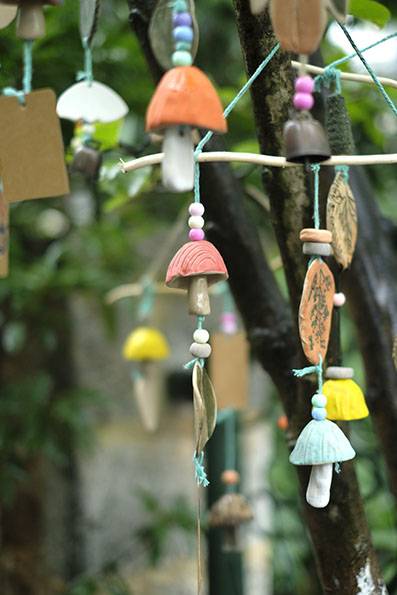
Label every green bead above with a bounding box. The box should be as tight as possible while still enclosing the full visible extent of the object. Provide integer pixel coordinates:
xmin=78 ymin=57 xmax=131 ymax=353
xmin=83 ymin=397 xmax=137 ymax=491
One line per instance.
xmin=174 ymin=0 xmax=188 ymax=12
xmin=311 ymin=393 xmax=327 ymax=408
xmin=172 ymin=50 xmax=193 ymax=67
xmin=176 ymin=41 xmax=192 ymax=51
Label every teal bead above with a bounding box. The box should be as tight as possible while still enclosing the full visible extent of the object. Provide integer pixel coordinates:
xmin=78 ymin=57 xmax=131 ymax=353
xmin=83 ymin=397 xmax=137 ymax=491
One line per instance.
xmin=311 ymin=393 xmax=327 ymax=408
xmin=176 ymin=41 xmax=192 ymax=51
xmin=174 ymin=0 xmax=188 ymax=12
xmin=172 ymin=50 xmax=193 ymax=67
xmin=312 ymin=407 xmax=327 ymax=421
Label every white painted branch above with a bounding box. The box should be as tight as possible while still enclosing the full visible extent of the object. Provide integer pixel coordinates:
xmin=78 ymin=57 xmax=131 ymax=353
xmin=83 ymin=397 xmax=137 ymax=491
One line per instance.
xmin=120 ymin=151 xmax=397 ymax=174
xmin=291 ymin=60 xmax=397 ymax=90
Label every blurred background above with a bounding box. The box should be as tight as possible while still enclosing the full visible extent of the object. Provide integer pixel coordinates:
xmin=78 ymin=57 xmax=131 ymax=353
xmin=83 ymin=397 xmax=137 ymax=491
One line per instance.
xmin=0 ymin=1 xmax=397 ymax=594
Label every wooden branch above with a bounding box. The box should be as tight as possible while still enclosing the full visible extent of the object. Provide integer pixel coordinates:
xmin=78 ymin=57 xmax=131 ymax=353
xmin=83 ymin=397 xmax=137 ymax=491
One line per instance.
xmin=232 ymin=2 xmax=385 ymax=592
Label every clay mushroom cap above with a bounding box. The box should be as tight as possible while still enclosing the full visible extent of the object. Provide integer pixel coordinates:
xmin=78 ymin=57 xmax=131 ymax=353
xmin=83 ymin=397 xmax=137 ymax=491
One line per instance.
xmin=146 ymin=66 xmax=227 ymax=134
xmin=209 ymin=493 xmax=253 ymax=528
xmin=289 ymin=419 xmax=356 ymax=466
xmin=166 ymin=240 xmax=228 ymax=289
xmin=122 ymin=327 xmax=170 ymax=361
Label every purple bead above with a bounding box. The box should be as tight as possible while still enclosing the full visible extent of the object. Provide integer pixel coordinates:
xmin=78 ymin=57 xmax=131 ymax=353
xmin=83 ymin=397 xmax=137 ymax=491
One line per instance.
xmin=173 ymin=26 xmax=194 ymax=43
xmin=295 ymin=75 xmax=315 ymax=94
xmin=173 ymin=12 xmax=193 ymax=27
xmin=220 ymin=312 xmax=238 ymax=335
xmin=189 ymin=228 xmax=205 ymax=241
xmin=312 ymin=407 xmax=327 ymax=421
xmin=189 ymin=202 xmax=205 ymax=216
xmin=293 ymin=92 xmax=314 ymax=111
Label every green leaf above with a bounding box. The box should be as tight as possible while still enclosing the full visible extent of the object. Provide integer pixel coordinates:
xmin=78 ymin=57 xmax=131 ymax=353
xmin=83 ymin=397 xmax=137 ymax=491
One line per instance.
xmin=349 ymin=0 xmax=391 ymax=28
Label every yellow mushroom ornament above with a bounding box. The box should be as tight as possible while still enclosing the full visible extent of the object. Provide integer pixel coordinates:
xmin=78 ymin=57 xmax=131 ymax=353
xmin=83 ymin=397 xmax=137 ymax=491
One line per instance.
xmin=323 ymin=367 xmax=369 ymax=421
xmin=122 ymin=327 xmax=170 ymax=432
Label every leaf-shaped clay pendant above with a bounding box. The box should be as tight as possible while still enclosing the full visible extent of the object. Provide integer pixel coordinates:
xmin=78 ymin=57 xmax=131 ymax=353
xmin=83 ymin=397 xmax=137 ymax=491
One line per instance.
xmin=326 ymin=172 xmax=358 ymax=269
xmin=192 ymin=362 xmax=217 ymax=454
xmin=149 ymin=0 xmax=199 ymax=71
xmin=299 ymin=258 xmax=335 ymax=365
xmin=270 ymin=0 xmax=327 ymax=54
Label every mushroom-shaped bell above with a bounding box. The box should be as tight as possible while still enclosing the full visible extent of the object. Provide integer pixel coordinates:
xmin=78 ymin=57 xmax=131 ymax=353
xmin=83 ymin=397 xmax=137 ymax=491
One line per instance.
xmin=122 ymin=327 xmax=170 ymax=433
xmin=146 ymin=66 xmax=227 ymax=193
xmin=290 ymin=419 xmax=355 ymax=508
xmin=57 ymin=81 xmax=129 ymax=124
xmin=1 ymin=0 xmax=59 ymax=39
xmin=166 ymin=240 xmax=228 ymax=315
xmin=323 ymin=379 xmax=369 ymax=421
xmin=284 ymin=113 xmax=331 ymax=164
xmin=209 ymin=493 xmax=253 ymax=550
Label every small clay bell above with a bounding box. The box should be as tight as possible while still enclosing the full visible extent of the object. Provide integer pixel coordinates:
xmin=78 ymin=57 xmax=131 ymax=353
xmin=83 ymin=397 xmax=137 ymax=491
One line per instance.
xmin=71 ymin=145 xmax=102 ymax=179
xmin=209 ymin=492 xmax=253 ymax=551
xmin=284 ymin=113 xmax=331 ymax=164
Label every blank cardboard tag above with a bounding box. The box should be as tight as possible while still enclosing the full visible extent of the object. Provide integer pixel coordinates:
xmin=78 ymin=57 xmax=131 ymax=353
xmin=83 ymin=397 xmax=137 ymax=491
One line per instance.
xmin=0 ymin=193 xmax=9 ymax=277
xmin=0 ymin=89 xmax=69 ymax=203
xmin=209 ymin=332 xmax=249 ymax=410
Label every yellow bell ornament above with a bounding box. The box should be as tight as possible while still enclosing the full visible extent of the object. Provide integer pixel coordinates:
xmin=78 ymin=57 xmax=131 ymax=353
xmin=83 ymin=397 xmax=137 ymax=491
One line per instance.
xmin=323 ymin=367 xmax=369 ymax=421
xmin=122 ymin=327 xmax=170 ymax=432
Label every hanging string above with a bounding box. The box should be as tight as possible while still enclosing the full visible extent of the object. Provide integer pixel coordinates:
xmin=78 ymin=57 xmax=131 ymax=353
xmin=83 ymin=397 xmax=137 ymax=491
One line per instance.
xmin=77 ymin=39 xmax=94 ymax=85
xmin=193 ymin=42 xmax=280 ymax=203
xmin=3 ymin=40 xmax=33 ymax=104
xmin=137 ymin=279 xmax=155 ymax=322
xmin=293 ymin=355 xmax=323 ymax=394
xmin=193 ymin=451 xmax=209 ymax=487
xmin=311 ymin=163 xmax=321 ymax=230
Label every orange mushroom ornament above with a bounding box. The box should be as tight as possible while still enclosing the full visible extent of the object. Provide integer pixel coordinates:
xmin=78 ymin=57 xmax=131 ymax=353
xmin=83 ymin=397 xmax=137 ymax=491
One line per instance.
xmin=146 ymin=66 xmax=227 ymax=193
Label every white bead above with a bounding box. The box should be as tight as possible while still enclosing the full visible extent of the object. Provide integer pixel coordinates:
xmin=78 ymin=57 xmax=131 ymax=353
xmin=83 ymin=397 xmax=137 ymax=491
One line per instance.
xmin=193 ymin=329 xmax=210 ymax=344
xmin=326 ymin=366 xmax=354 ymax=379
xmin=190 ymin=342 xmax=212 ymax=358
xmin=188 ymin=202 xmax=205 ymax=216
xmin=333 ymin=292 xmax=346 ymax=307
xmin=188 ymin=215 xmax=205 ymax=229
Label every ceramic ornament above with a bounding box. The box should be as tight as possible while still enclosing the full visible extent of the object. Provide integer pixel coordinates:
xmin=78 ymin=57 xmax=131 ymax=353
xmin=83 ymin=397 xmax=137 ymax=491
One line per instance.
xmin=146 ymin=0 xmax=227 ymax=192
xmin=0 ymin=0 xmax=60 ymax=39
xmin=323 ymin=367 xmax=369 ymax=420
xmin=57 ymin=0 xmax=128 ymax=177
xmin=122 ymin=326 xmax=170 ymax=432
xmin=209 ymin=470 xmax=253 ymax=551
xmin=0 ymin=4 xmax=17 ymax=29
xmin=165 ymin=201 xmax=228 ymax=484
xmin=326 ymin=172 xmax=358 ymax=269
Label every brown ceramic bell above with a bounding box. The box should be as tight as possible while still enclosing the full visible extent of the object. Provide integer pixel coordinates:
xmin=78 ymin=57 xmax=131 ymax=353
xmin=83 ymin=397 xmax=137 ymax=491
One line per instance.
xmin=71 ymin=145 xmax=102 ymax=179
xmin=284 ymin=113 xmax=331 ymax=164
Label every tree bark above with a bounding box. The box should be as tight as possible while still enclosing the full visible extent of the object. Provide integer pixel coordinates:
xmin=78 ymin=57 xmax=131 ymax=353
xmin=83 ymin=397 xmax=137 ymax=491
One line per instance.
xmin=127 ymin=1 xmax=387 ymax=592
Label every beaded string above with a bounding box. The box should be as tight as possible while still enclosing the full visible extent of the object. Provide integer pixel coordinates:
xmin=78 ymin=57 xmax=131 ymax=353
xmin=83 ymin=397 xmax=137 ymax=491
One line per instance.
xmin=3 ymin=40 xmax=33 ymax=104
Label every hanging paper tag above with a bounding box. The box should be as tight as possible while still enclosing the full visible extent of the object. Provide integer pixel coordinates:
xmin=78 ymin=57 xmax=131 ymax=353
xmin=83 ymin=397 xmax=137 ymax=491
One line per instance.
xmin=299 ymin=259 xmax=335 ymax=365
xmin=0 ymin=89 xmax=69 ymax=202
xmin=0 ymin=4 xmax=17 ymax=28
xmin=79 ymin=0 xmax=100 ymax=46
xmin=57 ymin=81 xmax=129 ymax=124
xmin=209 ymin=332 xmax=249 ymax=410
xmin=0 ymin=192 xmax=9 ymax=278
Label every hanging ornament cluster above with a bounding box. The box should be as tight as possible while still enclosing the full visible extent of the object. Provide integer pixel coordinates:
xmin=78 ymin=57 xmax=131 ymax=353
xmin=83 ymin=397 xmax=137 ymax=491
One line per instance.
xmin=57 ymin=0 xmax=128 ymax=180
xmin=146 ymin=0 xmax=227 ymax=192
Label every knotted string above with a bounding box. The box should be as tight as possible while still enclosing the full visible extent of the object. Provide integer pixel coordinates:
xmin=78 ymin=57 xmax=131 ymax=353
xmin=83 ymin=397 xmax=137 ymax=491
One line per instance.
xmin=193 ymin=42 xmax=280 ymax=203
xmin=3 ymin=40 xmax=33 ymax=105
xmin=193 ymin=451 xmax=209 ymax=487
xmin=77 ymin=39 xmax=94 ymax=85
xmin=293 ymin=355 xmax=324 ymax=394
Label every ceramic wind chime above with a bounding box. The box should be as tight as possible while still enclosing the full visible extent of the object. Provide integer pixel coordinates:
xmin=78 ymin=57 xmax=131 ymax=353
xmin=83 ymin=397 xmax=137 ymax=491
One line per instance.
xmin=122 ymin=325 xmax=170 ymax=433
xmin=0 ymin=0 xmax=68 ymax=277
xmin=249 ymin=0 xmax=347 ymax=29
xmin=57 ymin=0 xmax=128 ymax=179
xmin=146 ymin=0 xmax=227 ymax=192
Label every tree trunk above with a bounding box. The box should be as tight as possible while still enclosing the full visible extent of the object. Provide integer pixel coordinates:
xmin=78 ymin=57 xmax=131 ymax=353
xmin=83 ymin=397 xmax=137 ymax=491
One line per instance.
xmin=127 ymin=1 xmax=387 ymax=591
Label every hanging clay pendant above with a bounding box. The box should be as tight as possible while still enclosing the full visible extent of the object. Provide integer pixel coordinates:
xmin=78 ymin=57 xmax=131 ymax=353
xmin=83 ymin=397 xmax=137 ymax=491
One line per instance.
xmin=299 ymin=258 xmax=335 ymax=365
xmin=284 ymin=113 xmax=331 ymax=164
xmin=166 ymin=240 xmax=228 ymax=315
xmin=146 ymin=67 xmax=227 ymax=192
xmin=193 ymin=362 xmax=217 ymax=454
xmin=326 ymin=172 xmax=358 ymax=269
xmin=323 ymin=379 xmax=369 ymax=421
xmin=270 ymin=0 xmax=327 ymax=54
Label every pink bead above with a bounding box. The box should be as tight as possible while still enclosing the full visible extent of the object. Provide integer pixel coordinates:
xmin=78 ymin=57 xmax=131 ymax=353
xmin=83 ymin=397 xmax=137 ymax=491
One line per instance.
xmin=220 ymin=312 xmax=238 ymax=335
xmin=189 ymin=202 xmax=205 ymax=216
xmin=295 ymin=75 xmax=315 ymax=94
xmin=333 ymin=292 xmax=346 ymax=307
xmin=189 ymin=228 xmax=205 ymax=241
xmin=293 ymin=93 xmax=314 ymax=111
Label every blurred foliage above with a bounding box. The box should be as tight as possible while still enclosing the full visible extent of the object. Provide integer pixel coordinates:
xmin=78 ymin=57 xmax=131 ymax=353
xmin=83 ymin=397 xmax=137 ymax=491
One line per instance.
xmin=0 ymin=0 xmax=396 ymax=593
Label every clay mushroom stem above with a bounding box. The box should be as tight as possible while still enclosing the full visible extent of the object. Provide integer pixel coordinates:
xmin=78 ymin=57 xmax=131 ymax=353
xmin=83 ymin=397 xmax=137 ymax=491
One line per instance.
xmin=146 ymin=66 xmax=227 ymax=192
xmin=165 ymin=240 xmax=228 ymax=315
xmin=306 ymin=463 xmax=334 ymax=508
